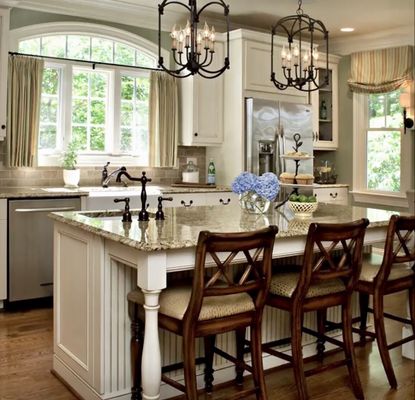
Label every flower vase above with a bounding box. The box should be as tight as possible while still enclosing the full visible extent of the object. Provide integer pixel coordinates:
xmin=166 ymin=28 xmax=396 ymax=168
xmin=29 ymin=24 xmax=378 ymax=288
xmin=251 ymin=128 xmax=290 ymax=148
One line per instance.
xmin=239 ymin=191 xmax=271 ymax=214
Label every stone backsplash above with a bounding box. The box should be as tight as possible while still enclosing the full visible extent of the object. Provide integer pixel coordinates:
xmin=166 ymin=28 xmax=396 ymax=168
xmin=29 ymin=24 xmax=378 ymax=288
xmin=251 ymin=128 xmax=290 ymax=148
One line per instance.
xmin=0 ymin=142 xmax=206 ymax=187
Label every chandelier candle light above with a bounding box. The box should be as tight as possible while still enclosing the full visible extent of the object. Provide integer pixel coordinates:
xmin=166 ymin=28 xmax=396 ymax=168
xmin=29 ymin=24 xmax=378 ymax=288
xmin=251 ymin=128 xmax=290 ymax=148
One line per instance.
xmin=271 ymin=0 xmax=329 ymax=92
xmin=158 ymin=0 xmax=230 ymax=79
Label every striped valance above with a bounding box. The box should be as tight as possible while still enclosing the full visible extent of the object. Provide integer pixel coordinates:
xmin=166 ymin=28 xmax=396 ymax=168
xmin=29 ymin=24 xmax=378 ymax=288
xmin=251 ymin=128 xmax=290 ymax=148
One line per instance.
xmin=348 ymin=46 xmax=413 ymax=93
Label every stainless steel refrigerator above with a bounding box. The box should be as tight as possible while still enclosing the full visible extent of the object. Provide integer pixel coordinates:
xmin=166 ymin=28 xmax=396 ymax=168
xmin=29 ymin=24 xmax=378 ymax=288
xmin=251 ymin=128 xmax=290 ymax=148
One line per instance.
xmin=245 ymin=98 xmax=313 ymax=177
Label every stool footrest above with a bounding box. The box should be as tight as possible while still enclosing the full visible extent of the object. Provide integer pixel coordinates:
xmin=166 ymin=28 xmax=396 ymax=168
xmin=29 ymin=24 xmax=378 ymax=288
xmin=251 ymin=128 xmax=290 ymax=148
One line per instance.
xmin=304 ymin=359 xmax=349 ymax=377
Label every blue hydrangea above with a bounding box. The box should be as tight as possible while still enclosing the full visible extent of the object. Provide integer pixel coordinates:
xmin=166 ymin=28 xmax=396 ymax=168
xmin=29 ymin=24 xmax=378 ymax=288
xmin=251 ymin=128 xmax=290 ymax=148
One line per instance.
xmin=231 ymin=172 xmax=258 ymax=194
xmin=253 ymin=172 xmax=280 ymax=201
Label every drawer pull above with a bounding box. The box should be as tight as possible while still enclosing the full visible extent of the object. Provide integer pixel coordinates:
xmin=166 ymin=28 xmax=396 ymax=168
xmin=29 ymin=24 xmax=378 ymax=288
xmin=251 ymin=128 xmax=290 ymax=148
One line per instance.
xmin=180 ymin=200 xmax=193 ymax=208
xmin=330 ymin=192 xmax=338 ymax=199
xmin=219 ymin=198 xmax=231 ymax=205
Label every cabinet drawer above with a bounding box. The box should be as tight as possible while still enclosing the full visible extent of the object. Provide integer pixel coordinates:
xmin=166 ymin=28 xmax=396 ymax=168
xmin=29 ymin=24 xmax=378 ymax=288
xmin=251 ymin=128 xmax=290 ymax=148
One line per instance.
xmin=166 ymin=193 xmax=205 ymax=208
xmin=314 ymin=187 xmax=348 ymax=204
xmin=204 ymin=192 xmax=237 ymax=206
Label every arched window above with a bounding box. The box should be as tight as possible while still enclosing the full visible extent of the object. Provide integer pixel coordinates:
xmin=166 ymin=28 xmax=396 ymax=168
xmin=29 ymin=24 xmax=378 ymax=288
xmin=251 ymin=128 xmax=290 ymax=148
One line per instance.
xmin=11 ymin=23 xmax=164 ymax=166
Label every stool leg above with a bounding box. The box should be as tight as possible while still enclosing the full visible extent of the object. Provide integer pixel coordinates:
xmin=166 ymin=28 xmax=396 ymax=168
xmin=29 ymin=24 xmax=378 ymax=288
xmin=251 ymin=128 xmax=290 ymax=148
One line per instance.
xmin=183 ymin=332 xmax=198 ymax=400
xmin=203 ymin=335 xmax=216 ymax=393
xmin=373 ymin=292 xmax=397 ymax=388
xmin=342 ymin=300 xmax=364 ymax=399
xmin=359 ymin=292 xmax=370 ymax=344
xmin=316 ymin=309 xmax=327 ymax=359
xmin=235 ymin=327 xmax=246 ymax=385
xmin=250 ymin=324 xmax=267 ymax=400
xmin=409 ymin=288 xmax=415 ymax=336
xmin=129 ymin=302 xmax=144 ymax=400
xmin=291 ymin=310 xmax=308 ymax=400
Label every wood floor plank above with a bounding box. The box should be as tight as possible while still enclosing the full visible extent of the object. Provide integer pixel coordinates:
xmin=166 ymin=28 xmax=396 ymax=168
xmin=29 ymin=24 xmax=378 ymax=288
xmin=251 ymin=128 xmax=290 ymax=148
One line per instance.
xmin=0 ymin=292 xmax=413 ymax=400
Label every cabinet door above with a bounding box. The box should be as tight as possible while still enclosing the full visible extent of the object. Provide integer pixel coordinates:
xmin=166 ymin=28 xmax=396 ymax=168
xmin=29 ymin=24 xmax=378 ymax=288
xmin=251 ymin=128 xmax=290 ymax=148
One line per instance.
xmin=179 ymin=43 xmax=224 ymax=146
xmin=311 ymin=62 xmax=338 ymax=150
xmin=0 ymin=199 xmax=6 ymax=301
xmin=0 ymin=9 xmax=9 ymax=140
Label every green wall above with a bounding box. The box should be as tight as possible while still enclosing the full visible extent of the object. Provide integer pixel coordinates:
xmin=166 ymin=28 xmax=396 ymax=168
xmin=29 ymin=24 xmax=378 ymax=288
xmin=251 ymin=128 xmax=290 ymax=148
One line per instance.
xmin=10 ymin=8 xmax=171 ymax=52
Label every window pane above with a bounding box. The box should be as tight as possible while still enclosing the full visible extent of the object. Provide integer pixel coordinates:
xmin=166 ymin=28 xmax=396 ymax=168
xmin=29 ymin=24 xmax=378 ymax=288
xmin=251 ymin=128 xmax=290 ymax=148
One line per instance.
xmin=121 ymin=101 xmax=133 ymax=125
xmin=67 ymin=35 xmax=91 ymax=60
xmin=367 ymin=130 xmax=401 ymax=192
xmin=41 ymin=35 xmax=66 ymax=57
xmin=115 ymin=43 xmax=135 ymax=66
xmin=121 ymin=76 xmax=134 ymax=100
xmin=90 ymin=100 xmax=106 ymax=124
xmin=368 ymin=94 xmax=385 ymax=128
xmin=385 ymin=91 xmax=402 ymax=128
xmin=91 ymin=37 xmax=113 ymax=63
xmin=40 ymin=98 xmax=58 ymax=123
xmin=136 ymin=51 xmax=156 ymax=68
xmin=135 ymin=77 xmax=150 ymax=101
xmin=90 ymin=73 xmax=107 ymax=98
xmin=72 ymin=99 xmax=88 ymax=124
xmin=73 ymin=72 xmax=89 ymax=97
xmin=121 ymin=128 xmax=132 ymax=151
xmin=39 ymin=125 xmax=57 ymax=150
xmin=90 ymin=127 xmax=105 ymax=151
xmin=19 ymin=38 xmax=41 ymax=54
xmin=42 ymin=68 xmax=60 ymax=95
xmin=72 ymin=126 xmax=87 ymax=150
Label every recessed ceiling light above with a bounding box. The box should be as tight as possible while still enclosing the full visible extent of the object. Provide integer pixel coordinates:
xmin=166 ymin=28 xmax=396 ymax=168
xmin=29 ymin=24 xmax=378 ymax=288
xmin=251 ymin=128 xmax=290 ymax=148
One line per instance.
xmin=340 ymin=27 xmax=355 ymax=32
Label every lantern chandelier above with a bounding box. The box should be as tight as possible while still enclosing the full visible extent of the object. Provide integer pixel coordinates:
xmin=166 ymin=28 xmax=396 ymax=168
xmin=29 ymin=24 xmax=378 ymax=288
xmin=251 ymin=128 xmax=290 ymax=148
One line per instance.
xmin=158 ymin=0 xmax=230 ymax=79
xmin=271 ymin=0 xmax=329 ymax=92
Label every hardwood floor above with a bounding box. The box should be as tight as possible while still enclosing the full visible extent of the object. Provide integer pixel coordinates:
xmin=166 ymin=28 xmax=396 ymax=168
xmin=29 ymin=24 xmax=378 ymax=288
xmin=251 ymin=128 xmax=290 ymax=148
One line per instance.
xmin=0 ymin=293 xmax=413 ymax=400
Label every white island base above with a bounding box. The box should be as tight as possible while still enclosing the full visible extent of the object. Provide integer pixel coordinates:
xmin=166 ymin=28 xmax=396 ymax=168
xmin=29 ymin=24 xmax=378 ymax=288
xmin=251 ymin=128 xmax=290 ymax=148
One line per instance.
xmin=51 ymin=204 xmax=405 ymax=400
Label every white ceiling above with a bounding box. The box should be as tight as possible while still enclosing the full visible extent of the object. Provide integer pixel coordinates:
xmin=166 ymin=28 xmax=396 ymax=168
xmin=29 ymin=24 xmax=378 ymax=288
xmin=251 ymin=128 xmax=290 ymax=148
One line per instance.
xmin=1 ymin=0 xmax=414 ymax=53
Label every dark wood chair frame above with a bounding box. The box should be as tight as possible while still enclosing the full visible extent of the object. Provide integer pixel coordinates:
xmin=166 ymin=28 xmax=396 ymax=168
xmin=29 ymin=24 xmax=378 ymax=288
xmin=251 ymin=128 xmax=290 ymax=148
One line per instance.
xmin=248 ymin=219 xmax=369 ymax=400
xmin=353 ymin=214 xmax=415 ymax=389
xmin=128 ymin=225 xmax=278 ymax=400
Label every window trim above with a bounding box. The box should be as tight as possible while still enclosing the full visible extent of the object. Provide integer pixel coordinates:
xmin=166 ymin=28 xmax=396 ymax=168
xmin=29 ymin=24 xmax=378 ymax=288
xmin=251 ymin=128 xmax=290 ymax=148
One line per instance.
xmin=10 ymin=22 xmax=169 ymax=167
xmin=352 ymin=92 xmax=413 ymax=208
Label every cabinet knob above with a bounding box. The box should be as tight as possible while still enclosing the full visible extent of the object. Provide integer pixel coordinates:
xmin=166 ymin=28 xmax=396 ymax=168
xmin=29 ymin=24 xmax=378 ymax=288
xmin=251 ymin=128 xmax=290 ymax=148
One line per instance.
xmin=1 ymin=125 xmax=5 ymax=130
xmin=194 ymin=132 xmax=198 ymax=137
xmin=329 ymin=192 xmax=338 ymax=199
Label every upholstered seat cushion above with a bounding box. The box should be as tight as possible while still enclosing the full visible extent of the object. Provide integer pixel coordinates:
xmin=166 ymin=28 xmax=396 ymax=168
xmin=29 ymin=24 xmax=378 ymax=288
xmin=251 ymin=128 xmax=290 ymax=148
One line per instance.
xmin=359 ymin=253 xmax=414 ymax=282
xmin=128 ymin=285 xmax=255 ymax=321
xmin=269 ymin=272 xmax=346 ymax=298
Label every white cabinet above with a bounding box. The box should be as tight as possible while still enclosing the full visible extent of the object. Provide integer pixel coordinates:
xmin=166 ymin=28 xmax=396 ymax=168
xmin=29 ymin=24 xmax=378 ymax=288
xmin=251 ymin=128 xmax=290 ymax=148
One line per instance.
xmin=0 ymin=8 xmax=9 ymax=140
xmin=164 ymin=191 xmax=237 ymax=208
xmin=0 ymin=199 xmax=6 ymax=304
xmin=311 ymin=59 xmax=339 ymax=150
xmin=179 ymin=43 xmax=224 ymax=146
xmin=314 ymin=186 xmax=348 ymax=205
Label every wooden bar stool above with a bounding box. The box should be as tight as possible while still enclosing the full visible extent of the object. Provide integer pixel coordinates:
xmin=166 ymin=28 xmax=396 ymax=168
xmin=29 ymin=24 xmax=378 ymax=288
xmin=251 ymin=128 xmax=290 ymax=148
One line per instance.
xmin=128 ymin=225 xmax=278 ymax=400
xmin=260 ymin=219 xmax=369 ymax=400
xmin=354 ymin=214 xmax=415 ymax=388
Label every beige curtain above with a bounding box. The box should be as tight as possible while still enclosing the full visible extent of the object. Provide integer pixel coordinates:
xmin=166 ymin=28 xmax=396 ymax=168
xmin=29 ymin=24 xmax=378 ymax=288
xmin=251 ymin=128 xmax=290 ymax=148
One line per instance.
xmin=7 ymin=55 xmax=44 ymax=167
xmin=149 ymin=71 xmax=179 ymax=168
xmin=348 ymin=45 xmax=413 ymax=93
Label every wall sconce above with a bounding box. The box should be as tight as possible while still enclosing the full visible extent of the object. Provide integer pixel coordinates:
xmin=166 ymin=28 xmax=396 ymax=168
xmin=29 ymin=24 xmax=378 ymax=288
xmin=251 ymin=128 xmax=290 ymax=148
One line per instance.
xmin=400 ymin=91 xmax=414 ymax=134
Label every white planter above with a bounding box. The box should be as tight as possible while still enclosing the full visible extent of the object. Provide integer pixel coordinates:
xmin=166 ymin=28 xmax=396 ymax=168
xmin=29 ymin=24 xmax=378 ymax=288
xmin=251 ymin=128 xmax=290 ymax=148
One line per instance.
xmin=63 ymin=169 xmax=80 ymax=188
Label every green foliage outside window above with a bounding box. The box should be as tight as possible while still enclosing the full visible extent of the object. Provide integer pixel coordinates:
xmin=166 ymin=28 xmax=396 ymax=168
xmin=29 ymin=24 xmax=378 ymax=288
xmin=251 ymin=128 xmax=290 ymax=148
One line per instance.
xmin=366 ymin=90 xmax=402 ymax=192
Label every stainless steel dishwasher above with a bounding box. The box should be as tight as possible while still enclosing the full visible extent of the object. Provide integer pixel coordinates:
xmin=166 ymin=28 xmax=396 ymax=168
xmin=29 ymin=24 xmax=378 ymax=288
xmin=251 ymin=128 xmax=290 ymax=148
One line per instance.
xmin=8 ymin=197 xmax=81 ymax=302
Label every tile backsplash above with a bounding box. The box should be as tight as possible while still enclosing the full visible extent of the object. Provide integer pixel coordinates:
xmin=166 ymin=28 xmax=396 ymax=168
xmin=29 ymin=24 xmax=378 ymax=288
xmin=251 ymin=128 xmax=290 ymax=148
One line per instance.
xmin=0 ymin=142 xmax=206 ymax=187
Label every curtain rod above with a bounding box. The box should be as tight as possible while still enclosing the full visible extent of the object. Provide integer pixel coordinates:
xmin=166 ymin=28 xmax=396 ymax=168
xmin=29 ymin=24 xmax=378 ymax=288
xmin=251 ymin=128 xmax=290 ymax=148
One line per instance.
xmin=8 ymin=51 xmax=162 ymax=72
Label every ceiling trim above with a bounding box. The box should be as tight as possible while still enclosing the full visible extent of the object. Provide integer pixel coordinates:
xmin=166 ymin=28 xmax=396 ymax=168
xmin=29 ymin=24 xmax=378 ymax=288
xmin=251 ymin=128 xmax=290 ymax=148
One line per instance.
xmin=330 ymin=25 xmax=415 ymax=55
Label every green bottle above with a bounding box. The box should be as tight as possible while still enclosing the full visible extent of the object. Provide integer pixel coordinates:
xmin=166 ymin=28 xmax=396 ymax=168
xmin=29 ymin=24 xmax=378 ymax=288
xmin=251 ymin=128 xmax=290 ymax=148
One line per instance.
xmin=207 ymin=159 xmax=216 ymax=185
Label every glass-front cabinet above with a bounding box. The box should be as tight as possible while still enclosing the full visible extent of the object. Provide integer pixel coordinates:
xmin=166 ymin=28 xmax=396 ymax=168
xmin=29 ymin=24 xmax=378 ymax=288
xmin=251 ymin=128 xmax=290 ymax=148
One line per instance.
xmin=311 ymin=60 xmax=339 ymax=150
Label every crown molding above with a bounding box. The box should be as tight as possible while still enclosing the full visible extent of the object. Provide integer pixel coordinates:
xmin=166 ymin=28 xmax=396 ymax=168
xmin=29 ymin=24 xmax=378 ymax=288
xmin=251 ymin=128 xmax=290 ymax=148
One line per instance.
xmin=0 ymin=0 xmax=230 ymax=32
xmin=330 ymin=25 xmax=415 ymax=55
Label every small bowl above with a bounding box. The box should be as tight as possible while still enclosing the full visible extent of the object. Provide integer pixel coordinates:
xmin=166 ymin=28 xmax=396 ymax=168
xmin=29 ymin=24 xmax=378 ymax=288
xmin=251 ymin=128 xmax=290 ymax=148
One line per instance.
xmin=288 ymin=201 xmax=318 ymax=217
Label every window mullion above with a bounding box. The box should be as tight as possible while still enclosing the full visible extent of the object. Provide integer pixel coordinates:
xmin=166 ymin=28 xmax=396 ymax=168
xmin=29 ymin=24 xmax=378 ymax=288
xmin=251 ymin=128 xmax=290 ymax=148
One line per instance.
xmin=112 ymin=70 xmax=121 ymax=154
xmin=63 ymin=64 xmax=73 ymax=150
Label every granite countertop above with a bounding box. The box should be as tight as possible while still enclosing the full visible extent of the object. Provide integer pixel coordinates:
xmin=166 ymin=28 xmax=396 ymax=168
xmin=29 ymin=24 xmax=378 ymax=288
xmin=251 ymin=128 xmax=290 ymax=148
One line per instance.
xmin=49 ymin=202 xmax=398 ymax=252
xmin=0 ymin=184 xmax=234 ymax=199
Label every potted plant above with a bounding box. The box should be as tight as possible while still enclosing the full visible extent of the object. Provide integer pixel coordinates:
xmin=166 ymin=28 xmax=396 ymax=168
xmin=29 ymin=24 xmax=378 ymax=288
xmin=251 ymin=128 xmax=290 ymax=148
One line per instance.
xmin=62 ymin=140 xmax=80 ymax=188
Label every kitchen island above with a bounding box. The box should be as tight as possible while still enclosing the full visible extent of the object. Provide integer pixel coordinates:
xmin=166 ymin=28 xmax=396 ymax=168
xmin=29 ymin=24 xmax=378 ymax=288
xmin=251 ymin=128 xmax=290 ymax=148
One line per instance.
xmin=50 ymin=202 xmax=401 ymax=400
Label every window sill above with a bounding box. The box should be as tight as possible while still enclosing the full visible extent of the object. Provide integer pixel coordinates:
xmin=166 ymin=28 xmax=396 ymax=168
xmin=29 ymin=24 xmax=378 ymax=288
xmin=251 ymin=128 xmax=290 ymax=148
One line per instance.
xmin=350 ymin=190 xmax=409 ymax=208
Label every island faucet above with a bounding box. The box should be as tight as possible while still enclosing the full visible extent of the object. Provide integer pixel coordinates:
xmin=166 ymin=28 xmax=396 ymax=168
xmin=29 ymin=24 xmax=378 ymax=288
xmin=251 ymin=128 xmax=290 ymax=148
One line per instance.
xmin=101 ymin=162 xmax=127 ymax=188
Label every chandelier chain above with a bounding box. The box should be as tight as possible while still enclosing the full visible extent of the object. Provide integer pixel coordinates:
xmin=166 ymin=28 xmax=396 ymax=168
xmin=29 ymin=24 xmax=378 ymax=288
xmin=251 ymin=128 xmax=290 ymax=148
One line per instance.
xmin=296 ymin=0 xmax=303 ymax=15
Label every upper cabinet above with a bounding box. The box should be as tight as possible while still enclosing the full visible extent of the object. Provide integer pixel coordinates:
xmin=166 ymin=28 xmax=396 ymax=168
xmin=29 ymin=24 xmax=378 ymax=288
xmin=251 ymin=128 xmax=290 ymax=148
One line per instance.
xmin=179 ymin=41 xmax=224 ymax=146
xmin=0 ymin=8 xmax=9 ymax=140
xmin=310 ymin=59 xmax=339 ymax=150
